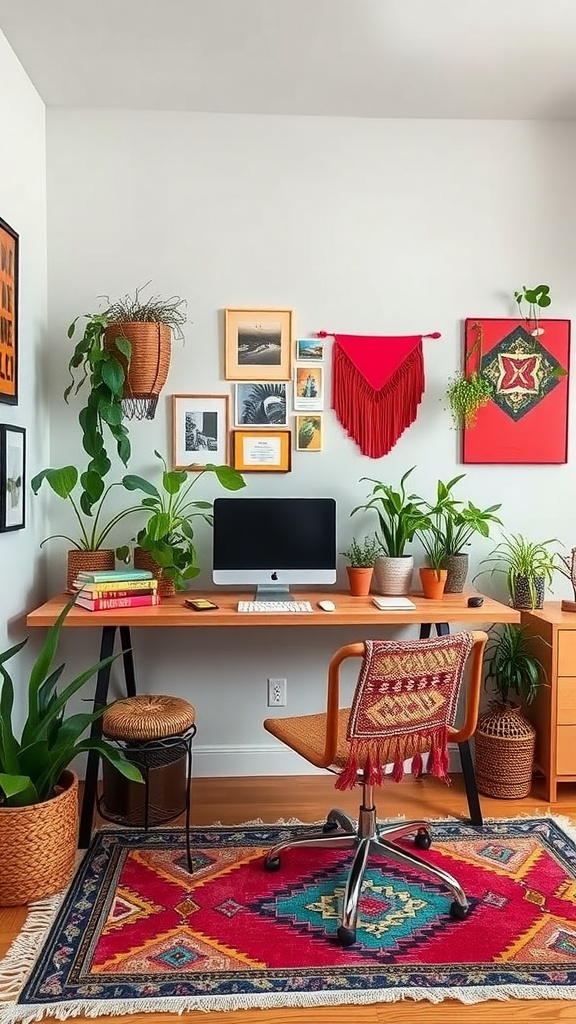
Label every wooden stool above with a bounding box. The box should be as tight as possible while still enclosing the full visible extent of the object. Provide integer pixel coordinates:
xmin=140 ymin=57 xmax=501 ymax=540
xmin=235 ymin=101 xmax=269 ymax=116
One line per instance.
xmin=100 ymin=695 xmax=197 ymax=871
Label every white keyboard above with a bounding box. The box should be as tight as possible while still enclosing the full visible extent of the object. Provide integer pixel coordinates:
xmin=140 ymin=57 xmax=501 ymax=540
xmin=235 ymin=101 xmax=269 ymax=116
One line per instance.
xmin=237 ymin=600 xmax=313 ymax=614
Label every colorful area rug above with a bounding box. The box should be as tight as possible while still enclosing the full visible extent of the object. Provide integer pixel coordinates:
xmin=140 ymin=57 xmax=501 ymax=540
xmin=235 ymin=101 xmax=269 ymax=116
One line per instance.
xmin=2 ymin=817 xmax=576 ymax=1019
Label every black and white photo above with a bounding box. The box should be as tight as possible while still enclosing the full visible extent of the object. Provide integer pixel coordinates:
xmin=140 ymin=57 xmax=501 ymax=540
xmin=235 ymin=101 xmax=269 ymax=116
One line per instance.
xmin=0 ymin=423 xmax=25 ymax=530
xmin=235 ymin=382 xmax=288 ymax=427
xmin=172 ymin=394 xmax=229 ymax=469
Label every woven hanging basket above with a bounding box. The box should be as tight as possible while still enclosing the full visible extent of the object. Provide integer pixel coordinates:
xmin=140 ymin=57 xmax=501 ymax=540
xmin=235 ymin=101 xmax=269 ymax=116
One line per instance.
xmin=474 ymin=704 xmax=536 ymax=799
xmin=0 ymin=770 xmax=78 ymax=906
xmin=133 ymin=547 xmax=176 ymax=598
xmin=67 ymin=548 xmax=115 ymax=594
xmin=104 ymin=322 xmax=171 ymax=420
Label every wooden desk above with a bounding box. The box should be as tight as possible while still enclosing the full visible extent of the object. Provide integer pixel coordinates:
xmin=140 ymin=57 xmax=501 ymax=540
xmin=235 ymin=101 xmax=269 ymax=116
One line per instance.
xmin=27 ymin=590 xmax=519 ymax=847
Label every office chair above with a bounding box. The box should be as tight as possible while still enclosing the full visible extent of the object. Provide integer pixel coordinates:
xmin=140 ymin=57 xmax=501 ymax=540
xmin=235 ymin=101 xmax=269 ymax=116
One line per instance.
xmin=263 ymin=630 xmax=487 ymax=947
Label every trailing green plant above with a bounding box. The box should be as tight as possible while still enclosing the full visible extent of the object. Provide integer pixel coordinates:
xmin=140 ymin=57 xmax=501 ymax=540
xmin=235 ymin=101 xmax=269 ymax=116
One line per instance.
xmin=351 ymin=467 xmax=424 ymax=557
xmin=117 ymin=451 xmax=245 ymax=590
xmin=514 ymin=283 xmax=551 ymax=335
xmin=475 ymin=532 xmax=559 ymax=607
xmin=340 ymin=535 xmax=381 ymax=568
xmin=421 ymin=474 xmax=502 ymax=556
xmin=484 ymin=622 xmax=546 ymax=706
xmin=446 ymin=320 xmax=492 ymax=428
xmin=104 ymin=283 xmax=187 ymax=341
xmin=0 ymin=596 xmax=142 ymax=807
xmin=31 ymin=465 xmax=139 ymax=551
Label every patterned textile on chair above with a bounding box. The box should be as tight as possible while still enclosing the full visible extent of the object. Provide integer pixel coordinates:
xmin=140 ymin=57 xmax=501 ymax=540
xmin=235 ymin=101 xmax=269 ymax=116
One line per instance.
xmin=336 ymin=633 xmax=475 ymax=790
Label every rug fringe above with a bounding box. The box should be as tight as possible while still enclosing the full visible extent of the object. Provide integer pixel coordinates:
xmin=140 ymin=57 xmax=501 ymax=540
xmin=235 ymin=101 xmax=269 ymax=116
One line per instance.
xmin=0 ymin=893 xmax=66 ymax=1003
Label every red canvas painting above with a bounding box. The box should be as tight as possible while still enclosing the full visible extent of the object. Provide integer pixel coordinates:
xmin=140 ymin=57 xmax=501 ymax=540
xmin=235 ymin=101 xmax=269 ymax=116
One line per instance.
xmin=462 ymin=318 xmax=570 ymax=464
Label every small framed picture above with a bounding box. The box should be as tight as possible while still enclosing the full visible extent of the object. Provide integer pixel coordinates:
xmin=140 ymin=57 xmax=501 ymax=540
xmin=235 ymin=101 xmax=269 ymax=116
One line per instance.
xmin=0 ymin=424 xmax=25 ymax=531
xmin=0 ymin=217 xmax=19 ymax=406
xmin=232 ymin=429 xmax=291 ymax=472
xmin=172 ymin=394 xmax=230 ymax=470
xmin=235 ymin=382 xmax=288 ymax=427
xmin=293 ymin=365 xmax=324 ymax=411
xmin=296 ymin=338 xmax=324 ymax=361
xmin=225 ymin=307 xmax=293 ymax=381
xmin=296 ymin=415 xmax=323 ymax=452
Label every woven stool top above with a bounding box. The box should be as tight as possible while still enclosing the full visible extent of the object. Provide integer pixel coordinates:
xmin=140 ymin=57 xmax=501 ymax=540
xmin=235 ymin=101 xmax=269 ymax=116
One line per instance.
xmin=103 ymin=695 xmax=196 ymax=741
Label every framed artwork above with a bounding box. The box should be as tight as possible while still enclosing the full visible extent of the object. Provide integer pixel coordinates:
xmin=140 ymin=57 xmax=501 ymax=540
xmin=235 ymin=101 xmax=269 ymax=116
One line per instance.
xmin=172 ymin=394 xmax=230 ymax=469
xmin=0 ymin=217 xmax=18 ymax=406
xmin=224 ymin=307 xmax=293 ymax=381
xmin=293 ymin=364 xmax=324 ymax=411
xmin=462 ymin=318 xmax=570 ymax=464
xmin=296 ymin=414 xmax=323 ymax=452
xmin=0 ymin=424 xmax=25 ymax=531
xmin=232 ymin=429 xmax=291 ymax=472
xmin=235 ymin=382 xmax=288 ymax=427
xmin=296 ymin=337 xmax=324 ymax=361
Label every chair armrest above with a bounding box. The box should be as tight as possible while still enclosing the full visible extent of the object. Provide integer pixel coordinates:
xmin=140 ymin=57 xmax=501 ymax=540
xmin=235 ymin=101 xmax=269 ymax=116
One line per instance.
xmin=322 ymin=642 xmax=365 ymax=764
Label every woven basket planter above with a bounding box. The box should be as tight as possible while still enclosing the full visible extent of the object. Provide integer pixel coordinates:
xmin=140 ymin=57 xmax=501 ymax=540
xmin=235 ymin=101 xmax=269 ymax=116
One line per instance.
xmin=474 ymin=704 xmax=536 ymax=799
xmin=441 ymin=553 xmax=469 ymax=594
xmin=0 ymin=770 xmax=78 ymax=906
xmin=133 ymin=547 xmax=176 ymax=598
xmin=67 ymin=548 xmax=115 ymax=594
xmin=512 ymin=575 xmax=545 ymax=610
xmin=373 ymin=555 xmax=413 ymax=596
xmin=105 ymin=322 xmax=171 ymax=420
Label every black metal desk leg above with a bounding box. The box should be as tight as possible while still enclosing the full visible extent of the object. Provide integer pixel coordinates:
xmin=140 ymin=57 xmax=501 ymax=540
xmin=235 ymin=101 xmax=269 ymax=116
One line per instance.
xmin=119 ymin=625 xmax=136 ymax=698
xmin=459 ymin=739 xmax=483 ymax=826
xmin=79 ymin=625 xmax=117 ymax=849
xmin=419 ymin=623 xmax=432 ymax=639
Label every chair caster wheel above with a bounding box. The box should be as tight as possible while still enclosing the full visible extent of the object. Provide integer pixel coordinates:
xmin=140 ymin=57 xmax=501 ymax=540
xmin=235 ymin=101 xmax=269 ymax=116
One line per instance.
xmin=415 ymin=828 xmax=432 ymax=850
xmin=323 ymin=820 xmax=339 ymax=834
xmin=264 ymin=855 xmax=281 ymax=872
xmin=337 ymin=926 xmax=356 ymax=947
xmin=449 ymin=901 xmax=469 ymax=921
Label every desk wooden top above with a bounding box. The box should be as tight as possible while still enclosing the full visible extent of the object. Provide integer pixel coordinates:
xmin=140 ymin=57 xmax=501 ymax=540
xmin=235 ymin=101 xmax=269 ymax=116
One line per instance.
xmin=26 ymin=591 xmax=520 ymax=629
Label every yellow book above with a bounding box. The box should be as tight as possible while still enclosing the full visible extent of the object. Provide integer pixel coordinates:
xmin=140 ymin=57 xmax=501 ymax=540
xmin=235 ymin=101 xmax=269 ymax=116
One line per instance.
xmin=73 ymin=577 xmax=158 ymax=593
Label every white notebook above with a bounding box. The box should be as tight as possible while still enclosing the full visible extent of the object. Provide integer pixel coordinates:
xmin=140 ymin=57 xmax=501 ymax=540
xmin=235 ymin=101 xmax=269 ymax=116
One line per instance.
xmin=372 ymin=596 xmax=416 ymax=611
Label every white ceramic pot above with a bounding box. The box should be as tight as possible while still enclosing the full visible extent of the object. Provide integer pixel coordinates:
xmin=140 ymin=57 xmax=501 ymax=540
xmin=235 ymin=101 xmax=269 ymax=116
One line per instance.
xmin=373 ymin=555 xmax=414 ymax=596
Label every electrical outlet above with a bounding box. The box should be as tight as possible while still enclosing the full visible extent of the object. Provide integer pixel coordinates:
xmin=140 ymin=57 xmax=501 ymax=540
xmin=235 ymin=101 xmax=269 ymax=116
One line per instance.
xmin=267 ymin=677 xmax=287 ymax=707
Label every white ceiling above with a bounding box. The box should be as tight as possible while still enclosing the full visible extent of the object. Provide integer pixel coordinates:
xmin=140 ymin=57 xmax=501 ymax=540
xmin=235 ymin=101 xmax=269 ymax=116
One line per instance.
xmin=2 ymin=0 xmax=576 ymax=119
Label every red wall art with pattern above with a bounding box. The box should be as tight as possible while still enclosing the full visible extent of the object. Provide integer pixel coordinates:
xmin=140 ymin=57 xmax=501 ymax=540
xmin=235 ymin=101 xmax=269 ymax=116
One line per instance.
xmin=462 ymin=318 xmax=570 ymax=465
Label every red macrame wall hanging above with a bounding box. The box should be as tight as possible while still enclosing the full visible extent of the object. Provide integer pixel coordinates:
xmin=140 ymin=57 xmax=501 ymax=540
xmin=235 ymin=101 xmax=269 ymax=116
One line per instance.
xmin=318 ymin=330 xmax=441 ymax=458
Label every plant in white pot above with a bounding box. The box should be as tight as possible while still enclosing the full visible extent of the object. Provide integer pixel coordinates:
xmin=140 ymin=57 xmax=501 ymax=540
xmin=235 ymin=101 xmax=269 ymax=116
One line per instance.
xmin=351 ymin=468 xmax=423 ymax=596
xmin=0 ymin=596 xmax=142 ymax=905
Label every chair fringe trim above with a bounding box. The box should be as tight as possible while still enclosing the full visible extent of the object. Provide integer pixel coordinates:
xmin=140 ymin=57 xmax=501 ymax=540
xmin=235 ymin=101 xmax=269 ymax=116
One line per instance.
xmin=335 ymin=728 xmax=450 ymax=791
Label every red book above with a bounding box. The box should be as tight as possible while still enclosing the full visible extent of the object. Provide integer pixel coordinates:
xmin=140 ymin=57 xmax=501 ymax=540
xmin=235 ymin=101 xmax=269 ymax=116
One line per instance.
xmin=76 ymin=594 xmax=161 ymax=611
xmin=74 ymin=587 xmax=157 ymax=601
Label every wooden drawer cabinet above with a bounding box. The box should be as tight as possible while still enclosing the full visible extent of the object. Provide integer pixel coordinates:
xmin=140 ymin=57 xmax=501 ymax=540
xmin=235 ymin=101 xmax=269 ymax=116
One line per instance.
xmin=522 ymin=605 xmax=576 ymax=801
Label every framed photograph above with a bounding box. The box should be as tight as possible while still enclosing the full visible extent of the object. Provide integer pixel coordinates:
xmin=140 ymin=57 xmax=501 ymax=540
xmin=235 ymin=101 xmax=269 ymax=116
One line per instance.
xmin=225 ymin=307 xmax=293 ymax=381
xmin=172 ymin=394 xmax=230 ymax=470
xmin=296 ymin=338 xmax=324 ymax=361
xmin=232 ymin=429 xmax=291 ymax=472
xmin=296 ymin=414 xmax=323 ymax=452
xmin=293 ymin=364 xmax=324 ymax=411
xmin=0 ymin=217 xmax=18 ymax=406
xmin=235 ymin=382 xmax=288 ymax=427
xmin=0 ymin=424 xmax=25 ymax=531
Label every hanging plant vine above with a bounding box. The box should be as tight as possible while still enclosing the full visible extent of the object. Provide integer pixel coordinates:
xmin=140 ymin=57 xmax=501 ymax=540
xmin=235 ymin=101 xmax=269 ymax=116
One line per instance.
xmin=445 ymin=321 xmax=492 ymax=429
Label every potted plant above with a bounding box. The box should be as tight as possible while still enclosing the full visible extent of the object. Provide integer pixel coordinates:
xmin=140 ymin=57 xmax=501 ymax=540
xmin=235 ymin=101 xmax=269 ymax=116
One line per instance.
xmin=474 ymin=623 xmax=546 ymax=799
xmin=0 ymin=596 xmax=142 ymax=905
xmin=558 ymin=546 xmax=576 ymax=612
xmin=421 ymin=475 xmax=503 ymax=593
xmin=446 ymin=320 xmax=492 ymax=428
xmin=514 ymin=283 xmax=551 ymax=337
xmin=476 ymin=532 xmax=559 ymax=609
xmin=414 ymin=516 xmax=448 ymax=599
xmin=350 ymin=467 xmax=423 ymax=596
xmin=340 ymin=535 xmax=381 ymax=597
xmin=117 ymin=451 xmax=245 ymax=595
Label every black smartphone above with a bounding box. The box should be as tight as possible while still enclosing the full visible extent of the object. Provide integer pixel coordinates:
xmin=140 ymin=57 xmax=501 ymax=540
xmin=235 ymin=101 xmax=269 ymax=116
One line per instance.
xmin=184 ymin=598 xmax=219 ymax=611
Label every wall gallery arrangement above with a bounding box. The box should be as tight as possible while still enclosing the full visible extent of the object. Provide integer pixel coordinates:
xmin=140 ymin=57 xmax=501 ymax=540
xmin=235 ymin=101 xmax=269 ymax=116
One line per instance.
xmin=0 ymin=216 xmax=18 ymax=407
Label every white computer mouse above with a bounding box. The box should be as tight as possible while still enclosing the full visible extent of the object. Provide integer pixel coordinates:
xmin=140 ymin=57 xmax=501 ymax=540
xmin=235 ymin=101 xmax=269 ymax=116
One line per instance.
xmin=318 ymin=600 xmax=336 ymax=612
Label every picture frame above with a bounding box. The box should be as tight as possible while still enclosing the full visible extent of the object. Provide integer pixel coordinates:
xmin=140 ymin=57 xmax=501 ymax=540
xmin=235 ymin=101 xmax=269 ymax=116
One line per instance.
xmin=295 ymin=414 xmax=323 ymax=452
xmin=296 ymin=337 xmax=324 ymax=362
xmin=172 ymin=394 xmax=230 ymax=470
xmin=293 ymin=364 xmax=324 ymax=411
xmin=232 ymin=429 xmax=292 ymax=472
xmin=0 ymin=217 xmax=19 ymax=406
xmin=235 ymin=382 xmax=288 ymax=427
xmin=0 ymin=424 xmax=25 ymax=531
xmin=225 ymin=307 xmax=293 ymax=381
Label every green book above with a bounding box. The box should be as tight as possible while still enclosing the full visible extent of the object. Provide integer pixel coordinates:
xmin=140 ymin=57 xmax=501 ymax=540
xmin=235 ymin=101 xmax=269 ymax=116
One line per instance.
xmin=75 ymin=569 xmax=153 ymax=582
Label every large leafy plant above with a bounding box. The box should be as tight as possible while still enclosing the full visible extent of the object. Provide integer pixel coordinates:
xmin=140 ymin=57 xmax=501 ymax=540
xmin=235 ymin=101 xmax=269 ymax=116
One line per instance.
xmin=484 ymin=623 xmax=545 ymax=706
xmin=351 ymin=467 xmax=424 ymax=557
xmin=0 ymin=597 xmax=142 ymax=807
xmin=31 ymin=465 xmax=138 ymax=551
xmin=118 ymin=452 xmax=245 ymax=590
xmin=422 ymin=475 xmax=502 ymax=556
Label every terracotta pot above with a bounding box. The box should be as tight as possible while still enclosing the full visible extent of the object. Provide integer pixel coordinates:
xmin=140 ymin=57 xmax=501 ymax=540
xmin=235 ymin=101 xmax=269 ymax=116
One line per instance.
xmin=133 ymin=547 xmax=176 ymax=598
xmin=373 ymin=555 xmax=413 ymax=596
xmin=346 ymin=566 xmax=373 ymax=597
xmin=67 ymin=549 xmax=115 ymax=593
xmin=0 ymin=770 xmax=78 ymax=905
xmin=419 ymin=566 xmax=447 ymax=600
xmin=441 ymin=553 xmax=469 ymax=594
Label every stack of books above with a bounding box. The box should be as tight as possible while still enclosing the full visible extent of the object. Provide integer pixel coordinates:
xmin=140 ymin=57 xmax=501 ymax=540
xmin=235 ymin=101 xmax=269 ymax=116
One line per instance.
xmin=72 ymin=569 xmax=160 ymax=611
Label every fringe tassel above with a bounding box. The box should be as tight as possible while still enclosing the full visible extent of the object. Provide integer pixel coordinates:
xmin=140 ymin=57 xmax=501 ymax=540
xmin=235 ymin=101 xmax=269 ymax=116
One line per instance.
xmin=336 ymin=729 xmax=450 ymax=790
xmin=332 ymin=341 xmax=424 ymax=458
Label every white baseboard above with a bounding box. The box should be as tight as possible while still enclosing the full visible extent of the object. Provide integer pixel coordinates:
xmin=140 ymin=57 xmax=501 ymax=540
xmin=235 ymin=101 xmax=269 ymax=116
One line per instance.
xmin=191 ymin=743 xmax=464 ymax=778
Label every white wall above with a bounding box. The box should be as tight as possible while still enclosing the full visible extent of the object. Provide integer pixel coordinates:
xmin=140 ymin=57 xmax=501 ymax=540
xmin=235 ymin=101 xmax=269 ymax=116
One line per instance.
xmin=45 ymin=110 xmax=576 ymax=774
xmin=0 ymin=31 xmax=48 ymax=728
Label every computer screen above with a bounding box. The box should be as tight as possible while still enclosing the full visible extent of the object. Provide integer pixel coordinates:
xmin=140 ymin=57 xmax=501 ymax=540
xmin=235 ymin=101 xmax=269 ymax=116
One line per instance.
xmin=212 ymin=497 xmax=337 ymax=599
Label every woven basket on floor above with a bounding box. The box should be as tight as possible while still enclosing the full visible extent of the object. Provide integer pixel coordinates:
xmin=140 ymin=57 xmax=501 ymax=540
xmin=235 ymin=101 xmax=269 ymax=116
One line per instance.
xmin=105 ymin=322 xmax=171 ymax=420
xmin=67 ymin=548 xmax=115 ymax=594
xmin=0 ymin=770 xmax=78 ymax=906
xmin=474 ymin=704 xmax=536 ymax=799
xmin=133 ymin=547 xmax=176 ymax=598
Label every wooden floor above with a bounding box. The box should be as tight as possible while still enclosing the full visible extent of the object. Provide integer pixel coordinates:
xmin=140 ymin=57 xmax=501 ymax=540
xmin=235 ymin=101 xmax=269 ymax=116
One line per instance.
xmin=2 ymin=774 xmax=576 ymax=1023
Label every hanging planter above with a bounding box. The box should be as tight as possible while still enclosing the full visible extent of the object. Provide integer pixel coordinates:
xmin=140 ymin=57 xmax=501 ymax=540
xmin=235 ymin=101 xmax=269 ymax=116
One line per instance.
xmin=446 ymin=321 xmax=492 ymax=428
